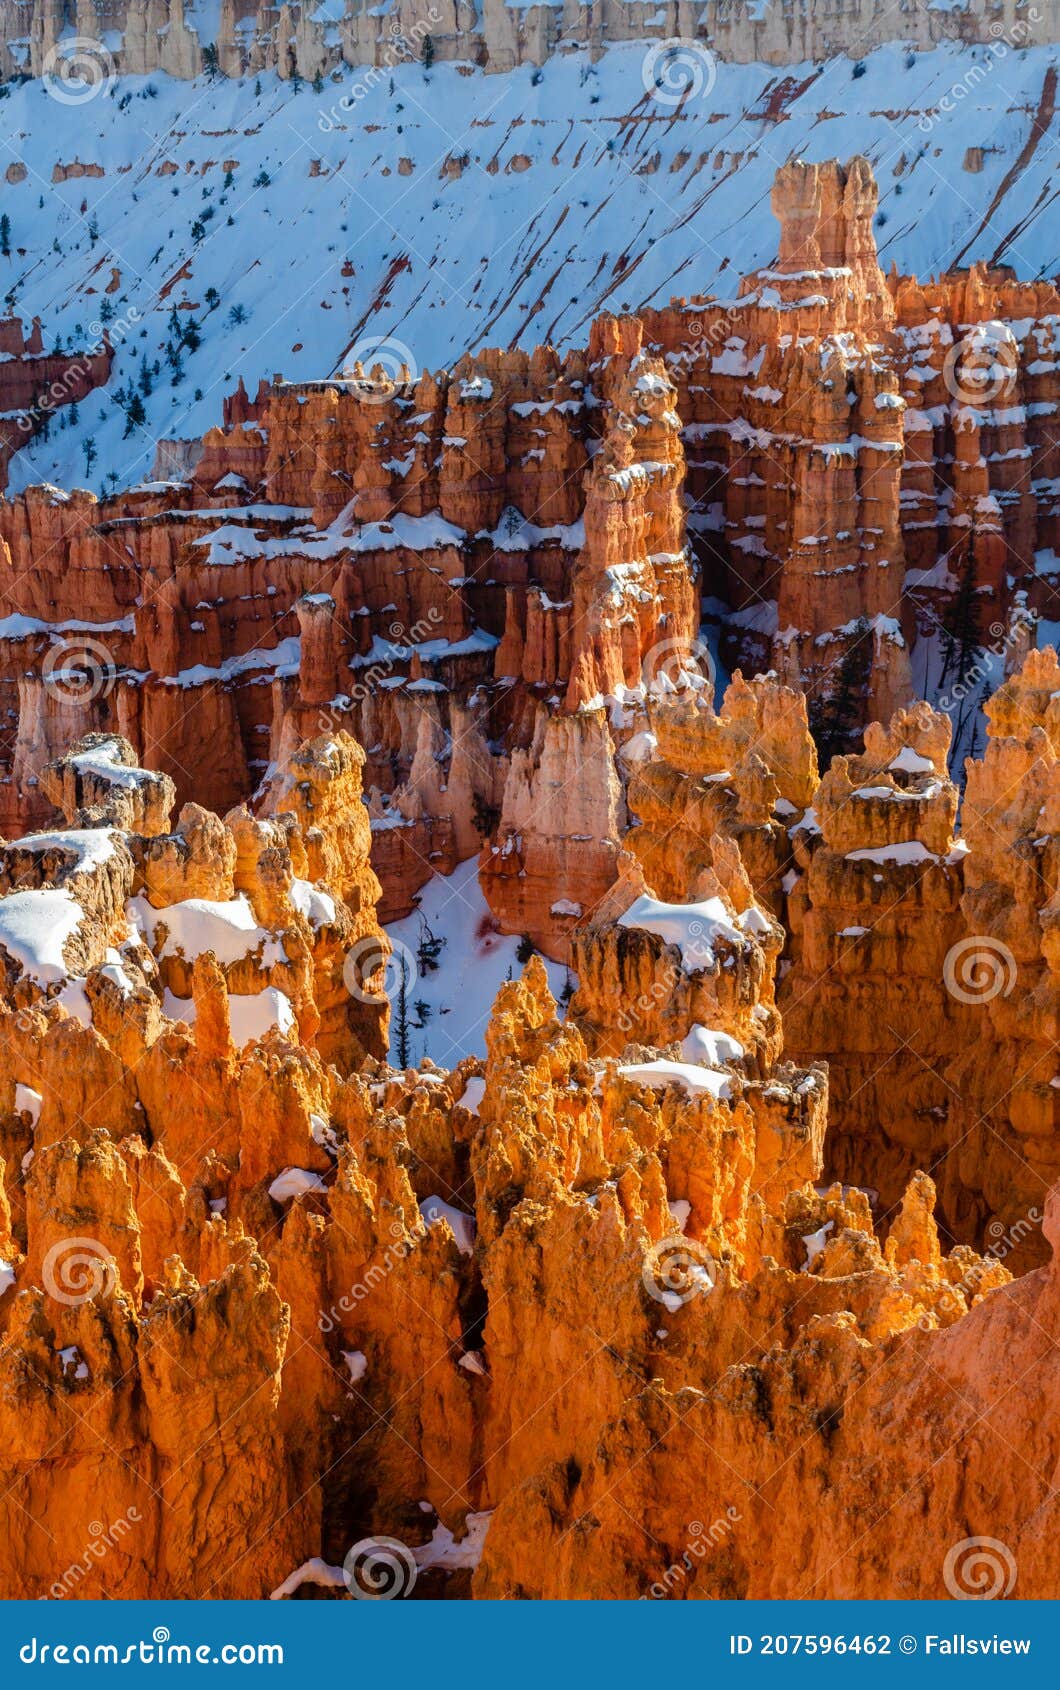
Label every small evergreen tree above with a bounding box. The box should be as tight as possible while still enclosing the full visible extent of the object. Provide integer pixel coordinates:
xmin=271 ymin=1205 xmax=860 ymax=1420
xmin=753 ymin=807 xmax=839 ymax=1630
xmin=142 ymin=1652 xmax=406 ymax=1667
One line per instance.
xmin=123 ymin=392 xmax=146 ymax=437
xmin=417 ymin=919 xmax=445 ymax=974
xmin=811 ymin=618 xmax=872 ymax=767
xmin=0 ymin=214 xmax=10 ymax=257
xmin=394 ymin=971 xmax=411 ymax=1068
xmin=938 ymin=555 xmax=984 ymax=695
xmin=470 ymin=789 xmax=499 ymax=839
xmin=421 ymin=33 xmax=435 ymax=70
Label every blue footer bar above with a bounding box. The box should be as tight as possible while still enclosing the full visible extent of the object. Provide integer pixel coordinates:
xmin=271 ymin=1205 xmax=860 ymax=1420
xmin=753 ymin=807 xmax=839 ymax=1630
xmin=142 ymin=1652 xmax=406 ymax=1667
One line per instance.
xmin=0 ymin=1600 xmax=1051 ymax=1683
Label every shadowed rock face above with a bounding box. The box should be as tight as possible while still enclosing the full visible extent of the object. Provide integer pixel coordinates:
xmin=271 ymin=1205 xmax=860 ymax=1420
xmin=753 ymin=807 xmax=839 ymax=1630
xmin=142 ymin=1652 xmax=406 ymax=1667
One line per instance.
xmin=3 ymin=156 xmax=1059 ymax=963
xmin=0 ymin=315 xmax=112 ymax=493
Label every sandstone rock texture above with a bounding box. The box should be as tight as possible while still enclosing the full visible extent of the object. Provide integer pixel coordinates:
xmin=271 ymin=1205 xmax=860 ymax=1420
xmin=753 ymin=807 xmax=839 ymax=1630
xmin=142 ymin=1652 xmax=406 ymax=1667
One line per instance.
xmin=0 ymin=709 xmax=1054 ymax=1600
xmin=5 ymin=0 xmax=1056 ymax=87
xmin=2 ymin=145 xmax=1060 ymax=1600
xmin=0 ymin=316 xmax=112 ymax=493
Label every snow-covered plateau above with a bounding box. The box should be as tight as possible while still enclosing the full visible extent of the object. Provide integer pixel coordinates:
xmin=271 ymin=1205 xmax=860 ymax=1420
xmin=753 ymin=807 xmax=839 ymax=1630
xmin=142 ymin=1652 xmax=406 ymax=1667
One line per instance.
xmin=3 ymin=36 xmax=1060 ymax=491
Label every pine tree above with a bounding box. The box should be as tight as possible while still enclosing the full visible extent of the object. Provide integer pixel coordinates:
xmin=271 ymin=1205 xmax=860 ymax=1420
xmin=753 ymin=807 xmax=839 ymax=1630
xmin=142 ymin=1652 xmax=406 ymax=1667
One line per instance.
xmin=395 ymin=971 xmax=410 ymax=1068
xmin=0 ymin=215 xmax=10 ymax=257
xmin=938 ymin=555 xmax=984 ymax=696
xmin=123 ymin=392 xmax=146 ymax=437
xmin=470 ymin=789 xmax=499 ymax=839
xmin=811 ymin=619 xmax=872 ymax=767
xmin=417 ymin=919 xmax=445 ymax=974
xmin=421 ymin=34 xmax=435 ymax=70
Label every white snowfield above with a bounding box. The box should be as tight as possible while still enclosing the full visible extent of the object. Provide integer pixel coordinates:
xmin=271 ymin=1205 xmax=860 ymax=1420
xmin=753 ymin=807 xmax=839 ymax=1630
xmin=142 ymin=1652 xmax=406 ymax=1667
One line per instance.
xmin=5 ymin=41 xmax=1060 ymax=494
xmin=382 ymin=857 xmax=569 ymax=1069
xmin=162 ymin=985 xmax=297 ymax=1045
xmin=130 ymin=891 xmax=286 ymax=967
xmin=617 ymin=893 xmax=745 ymax=968
xmin=0 ymin=889 xmax=86 ymax=985
xmin=617 ymin=1058 xmax=734 ymax=1101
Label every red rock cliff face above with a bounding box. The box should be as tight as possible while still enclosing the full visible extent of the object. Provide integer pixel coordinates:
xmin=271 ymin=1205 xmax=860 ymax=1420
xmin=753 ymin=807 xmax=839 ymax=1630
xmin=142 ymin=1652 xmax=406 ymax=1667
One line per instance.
xmin=4 ymin=156 xmax=1059 ymax=961
xmin=0 ymin=315 xmax=112 ymax=492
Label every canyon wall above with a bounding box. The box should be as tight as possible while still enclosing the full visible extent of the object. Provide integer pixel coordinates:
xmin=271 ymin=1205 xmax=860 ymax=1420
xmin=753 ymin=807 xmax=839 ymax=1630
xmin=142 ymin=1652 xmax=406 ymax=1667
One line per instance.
xmin=0 ymin=316 xmax=112 ymax=493
xmin=3 ymin=155 xmax=1060 ymax=962
xmin=6 ymin=0 xmax=1056 ymax=86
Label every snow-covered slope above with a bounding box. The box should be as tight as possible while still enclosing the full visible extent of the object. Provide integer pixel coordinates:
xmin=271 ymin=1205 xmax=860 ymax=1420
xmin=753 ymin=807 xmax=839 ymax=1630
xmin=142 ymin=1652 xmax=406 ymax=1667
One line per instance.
xmin=4 ymin=37 xmax=1060 ymax=491
xmin=383 ymin=857 xmax=570 ymax=1069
